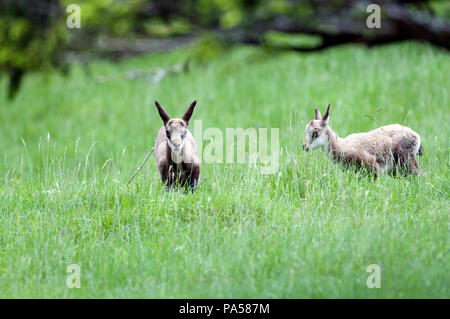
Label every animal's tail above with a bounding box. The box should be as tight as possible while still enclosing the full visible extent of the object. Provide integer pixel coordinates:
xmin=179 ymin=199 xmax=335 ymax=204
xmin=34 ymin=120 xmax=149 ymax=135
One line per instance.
xmin=417 ymin=143 xmax=423 ymax=156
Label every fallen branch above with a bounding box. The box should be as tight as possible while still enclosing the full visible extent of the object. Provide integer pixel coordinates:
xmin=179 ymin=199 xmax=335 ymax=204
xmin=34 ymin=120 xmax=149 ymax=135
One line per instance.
xmin=219 ymin=2 xmax=450 ymax=52
xmin=96 ymin=35 xmax=197 ymax=56
xmin=127 ymin=147 xmax=154 ymax=185
xmin=95 ymin=59 xmax=189 ymax=84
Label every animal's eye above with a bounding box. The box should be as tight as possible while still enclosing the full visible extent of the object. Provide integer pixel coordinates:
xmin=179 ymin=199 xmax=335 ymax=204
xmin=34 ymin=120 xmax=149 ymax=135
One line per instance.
xmin=312 ymin=131 xmax=318 ymax=139
xmin=165 ymin=131 xmax=170 ymax=137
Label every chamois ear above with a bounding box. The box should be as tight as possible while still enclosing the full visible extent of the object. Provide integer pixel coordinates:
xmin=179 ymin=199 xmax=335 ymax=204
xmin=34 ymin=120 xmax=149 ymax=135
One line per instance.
xmin=315 ymin=108 xmax=322 ymax=120
xmin=155 ymin=101 xmax=170 ymax=125
xmin=182 ymin=100 xmax=196 ymax=126
xmin=322 ymin=104 xmax=331 ymax=125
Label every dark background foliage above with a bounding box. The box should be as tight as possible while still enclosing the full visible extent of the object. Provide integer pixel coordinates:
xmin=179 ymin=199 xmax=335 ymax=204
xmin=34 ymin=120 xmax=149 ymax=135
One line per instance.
xmin=1 ymin=0 xmax=449 ymax=98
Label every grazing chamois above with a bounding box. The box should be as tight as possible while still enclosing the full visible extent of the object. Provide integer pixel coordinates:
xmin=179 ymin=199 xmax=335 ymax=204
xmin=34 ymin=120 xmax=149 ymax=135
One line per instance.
xmin=303 ymin=104 xmax=423 ymax=178
xmin=154 ymin=100 xmax=200 ymax=189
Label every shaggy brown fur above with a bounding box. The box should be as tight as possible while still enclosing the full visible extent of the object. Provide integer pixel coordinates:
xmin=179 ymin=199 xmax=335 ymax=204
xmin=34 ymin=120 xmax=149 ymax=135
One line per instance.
xmin=303 ymin=105 xmax=423 ymax=178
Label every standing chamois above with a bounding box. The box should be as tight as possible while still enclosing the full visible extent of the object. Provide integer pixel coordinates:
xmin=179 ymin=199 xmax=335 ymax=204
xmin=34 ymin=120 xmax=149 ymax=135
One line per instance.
xmin=303 ymin=104 xmax=423 ymax=178
xmin=154 ymin=100 xmax=200 ymax=189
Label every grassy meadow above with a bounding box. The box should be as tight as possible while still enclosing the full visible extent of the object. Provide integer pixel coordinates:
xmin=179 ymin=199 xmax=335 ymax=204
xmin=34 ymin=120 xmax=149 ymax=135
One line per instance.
xmin=0 ymin=42 xmax=448 ymax=298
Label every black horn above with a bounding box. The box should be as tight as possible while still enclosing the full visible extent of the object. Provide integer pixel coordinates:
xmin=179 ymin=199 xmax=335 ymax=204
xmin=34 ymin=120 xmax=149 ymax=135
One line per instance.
xmin=182 ymin=100 xmax=197 ymax=125
xmin=155 ymin=101 xmax=170 ymax=125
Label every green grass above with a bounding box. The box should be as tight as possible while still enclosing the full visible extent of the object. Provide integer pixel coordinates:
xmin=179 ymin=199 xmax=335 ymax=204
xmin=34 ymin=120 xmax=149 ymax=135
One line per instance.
xmin=0 ymin=42 xmax=448 ymax=298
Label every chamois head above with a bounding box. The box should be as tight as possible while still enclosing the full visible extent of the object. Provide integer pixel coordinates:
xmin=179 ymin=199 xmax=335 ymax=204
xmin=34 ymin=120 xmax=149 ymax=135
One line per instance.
xmin=155 ymin=100 xmax=196 ymax=153
xmin=303 ymin=104 xmax=331 ymax=151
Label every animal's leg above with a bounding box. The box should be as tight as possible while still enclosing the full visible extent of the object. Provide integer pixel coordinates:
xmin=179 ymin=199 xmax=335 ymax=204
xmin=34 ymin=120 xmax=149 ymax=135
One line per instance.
xmin=395 ymin=154 xmax=409 ymax=177
xmin=392 ymin=164 xmax=398 ymax=177
xmin=189 ymin=165 xmax=200 ymax=189
xmin=162 ymin=164 xmax=176 ymax=189
xmin=179 ymin=171 xmax=189 ymax=188
xmin=362 ymin=153 xmax=379 ymax=179
xmin=407 ymin=154 xmax=420 ymax=176
xmin=171 ymin=165 xmax=183 ymax=187
xmin=160 ymin=165 xmax=169 ymax=185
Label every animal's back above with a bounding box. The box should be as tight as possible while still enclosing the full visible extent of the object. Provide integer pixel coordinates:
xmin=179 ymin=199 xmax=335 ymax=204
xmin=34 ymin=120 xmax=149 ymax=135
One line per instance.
xmin=342 ymin=124 xmax=421 ymax=160
xmin=372 ymin=124 xmax=421 ymax=156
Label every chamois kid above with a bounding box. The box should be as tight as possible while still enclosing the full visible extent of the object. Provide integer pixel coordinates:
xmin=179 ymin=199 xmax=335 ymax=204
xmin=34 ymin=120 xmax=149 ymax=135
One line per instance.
xmin=303 ymin=105 xmax=423 ymax=178
xmin=154 ymin=100 xmax=200 ymax=189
